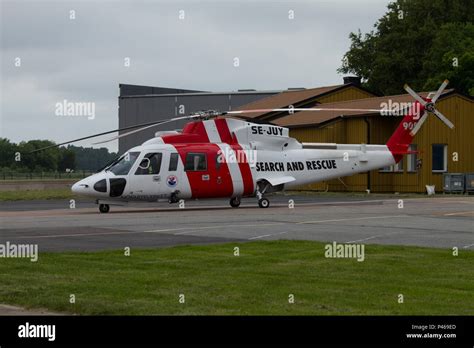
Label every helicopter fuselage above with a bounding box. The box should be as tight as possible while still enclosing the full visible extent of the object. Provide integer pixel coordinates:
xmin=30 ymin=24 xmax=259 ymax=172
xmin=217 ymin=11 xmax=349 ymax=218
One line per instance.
xmin=72 ymin=118 xmax=396 ymax=207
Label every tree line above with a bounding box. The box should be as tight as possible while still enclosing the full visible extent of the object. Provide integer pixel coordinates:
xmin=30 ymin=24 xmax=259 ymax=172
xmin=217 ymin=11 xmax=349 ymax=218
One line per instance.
xmin=338 ymin=0 xmax=473 ymax=96
xmin=0 ymin=138 xmax=118 ymax=173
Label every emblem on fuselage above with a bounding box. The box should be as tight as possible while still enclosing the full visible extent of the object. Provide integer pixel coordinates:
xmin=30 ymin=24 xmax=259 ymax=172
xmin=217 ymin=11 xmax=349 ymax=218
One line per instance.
xmin=166 ymin=175 xmax=178 ymax=187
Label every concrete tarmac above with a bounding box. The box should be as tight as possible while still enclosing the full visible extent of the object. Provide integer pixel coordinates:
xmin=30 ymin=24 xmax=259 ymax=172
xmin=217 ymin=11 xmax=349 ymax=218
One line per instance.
xmin=0 ymin=194 xmax=472 ymax=252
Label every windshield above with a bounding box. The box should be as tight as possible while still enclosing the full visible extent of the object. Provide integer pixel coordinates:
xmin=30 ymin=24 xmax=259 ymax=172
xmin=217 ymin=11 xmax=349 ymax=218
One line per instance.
xmin=98 ymin=156 xmax=120 ymax=173
xmin=107 ymin=151 xmax=140 ymax=175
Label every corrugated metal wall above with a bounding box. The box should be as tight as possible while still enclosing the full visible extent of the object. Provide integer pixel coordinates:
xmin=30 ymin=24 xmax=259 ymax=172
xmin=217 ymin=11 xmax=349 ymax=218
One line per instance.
xmin=290 ymin=95 xmax=474 ymax=193
xmin=118 ymin=92 xmax=277 ymax=153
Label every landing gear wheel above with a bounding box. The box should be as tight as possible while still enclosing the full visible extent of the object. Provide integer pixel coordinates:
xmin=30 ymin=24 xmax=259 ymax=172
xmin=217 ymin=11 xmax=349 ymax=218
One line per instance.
xmin=99 ymin=204 xmax=110 ymax=213
xmin=230 ymin=197 xmax=241 ymax=208
xmin=168 ymin=192 xmax=179 ymax=204
xmin=258 ymin=198 xmax=270 ymax=208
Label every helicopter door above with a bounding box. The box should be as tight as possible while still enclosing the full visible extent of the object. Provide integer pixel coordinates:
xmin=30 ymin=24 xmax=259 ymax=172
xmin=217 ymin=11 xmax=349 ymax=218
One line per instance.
xmin=130 ymin=152 xmax=163 ymax=200
xmin=184 ymin=151 xmax=233 ymax=198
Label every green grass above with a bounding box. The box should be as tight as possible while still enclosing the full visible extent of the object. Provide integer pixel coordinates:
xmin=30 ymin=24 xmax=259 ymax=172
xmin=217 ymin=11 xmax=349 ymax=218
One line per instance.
xmin=0 ymin=240 xmax=472 ymax=315
xmin=0 ymin=173 xmax=93 ymax=181
xmin=0 ymin=189 xmax=76 ymax=201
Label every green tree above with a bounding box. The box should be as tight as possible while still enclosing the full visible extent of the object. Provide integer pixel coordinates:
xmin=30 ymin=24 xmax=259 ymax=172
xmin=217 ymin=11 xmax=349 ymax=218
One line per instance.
xmin=338 ymin=0 xmax=474 ymax=96
xmin=17 ymin=140 xmax=60 ymax=171
xmin=422 ymin=23 xmax=474 ymax=95
xmin=68 ymin=145 xmax=118 ymax=171
xmin=58 ymin=148 xmax=76 ymax=172
xmin=0 ymin=138 xmax=18 ymax=169
xmin=0 ymin=139 xmax=116 ymax=173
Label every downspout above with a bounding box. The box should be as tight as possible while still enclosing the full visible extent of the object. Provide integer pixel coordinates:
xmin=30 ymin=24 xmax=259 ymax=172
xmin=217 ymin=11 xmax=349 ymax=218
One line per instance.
xmin=364 ymin=117 xmax=371 ymax=192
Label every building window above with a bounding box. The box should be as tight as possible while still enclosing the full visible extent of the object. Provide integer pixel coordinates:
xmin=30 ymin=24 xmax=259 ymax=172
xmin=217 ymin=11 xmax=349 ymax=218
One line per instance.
xmin=169 ymin=153 xmax=179 ymax=171
xmin=185 ymin=153 xmax=207 ymax=171
xmin=379 ymin=165 xmax=393 ymax=172
xmin=135 ymin=153 xmax=162 ymax=175
xmin=432 ymin=144 xmax=447 ymax=172
xmin=407 ymin=144 xmax=417 ymax=172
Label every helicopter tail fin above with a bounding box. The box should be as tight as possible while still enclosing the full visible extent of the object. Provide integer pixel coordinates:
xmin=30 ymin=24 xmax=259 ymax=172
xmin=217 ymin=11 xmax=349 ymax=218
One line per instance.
xmin=386 ymin=102 xmax=423 ymax=163
xmin=386 ymin=80 xmax=454 ymax=163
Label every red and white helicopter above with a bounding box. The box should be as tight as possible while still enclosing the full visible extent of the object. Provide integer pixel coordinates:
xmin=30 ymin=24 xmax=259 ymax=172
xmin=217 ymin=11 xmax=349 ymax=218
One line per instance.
xmin=38 ymin=81 xmax=453 ymax=213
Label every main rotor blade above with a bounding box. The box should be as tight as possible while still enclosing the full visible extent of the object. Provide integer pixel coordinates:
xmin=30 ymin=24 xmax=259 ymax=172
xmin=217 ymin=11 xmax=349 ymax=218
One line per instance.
xmin=91 ymin=115 xmax=194 ymax=145
xmin=404 ymin=84 xmax=427 ymax=106
xmin=431 ymin=79 xmax=449 ymax=103
xmin=433 ymin=109 xmax=455 ymax=129
xmin=30 ymin=115 xmax=198 ymax=153
xmin=226 ymin=107 xmax=393 ymax=114
xmin=409 ymin=111 xmax=428 ymax=136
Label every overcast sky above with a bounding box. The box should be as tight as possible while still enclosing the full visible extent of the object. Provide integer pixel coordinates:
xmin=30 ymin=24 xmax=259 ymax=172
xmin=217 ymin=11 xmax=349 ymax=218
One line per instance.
xmin=1 ymin=0 xmax=391 ymax=152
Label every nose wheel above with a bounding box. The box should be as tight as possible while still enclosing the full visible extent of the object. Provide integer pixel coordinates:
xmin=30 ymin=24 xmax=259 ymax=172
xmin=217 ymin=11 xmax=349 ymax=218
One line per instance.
xmin=99 ymin=204 xmax=110 ymax=213
xmin=230 ymin=197 xmax=241 ymax=208
xmin=258 ymin=198 xmax=270 ymax=208
xmin=168 ymin=192 xmax=180 ymax=204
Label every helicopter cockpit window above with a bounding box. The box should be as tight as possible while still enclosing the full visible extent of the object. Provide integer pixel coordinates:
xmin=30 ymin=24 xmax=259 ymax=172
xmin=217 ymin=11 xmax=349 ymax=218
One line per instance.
xmin=108 ymin=152 xmax=140 ymax=176
xmin=135 ymin=153 xmax=162 ymax=175
xmin=185 ymin=153 xmax=207 ymax=171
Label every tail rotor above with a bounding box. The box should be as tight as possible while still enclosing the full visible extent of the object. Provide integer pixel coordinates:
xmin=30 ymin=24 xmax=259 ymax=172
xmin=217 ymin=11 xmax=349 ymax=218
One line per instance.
xmin=404 ymin=79 xmax=454 ymax=136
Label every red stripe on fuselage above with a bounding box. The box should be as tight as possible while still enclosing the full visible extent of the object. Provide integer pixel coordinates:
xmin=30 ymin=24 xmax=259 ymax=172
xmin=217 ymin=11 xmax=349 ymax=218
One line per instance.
xmin=231 ymin=144 xmax=254 ymax=196
xmin=161 ymin=121 xmax=210 ymax=144
xmin=215 ymin=119 xmax=254 ymax=196
xmin=214 ymin=118 xmax=233 ymax=143
xmin=162 ymin=119 xmax=254 ymax=198
xmin=171 ymin=143 xmax=234 ymax=199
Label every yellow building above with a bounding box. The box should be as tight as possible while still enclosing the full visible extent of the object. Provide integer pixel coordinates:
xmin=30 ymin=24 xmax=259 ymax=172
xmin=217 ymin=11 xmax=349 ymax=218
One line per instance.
xmin=239 ymin=84 xmax=474 ymax=193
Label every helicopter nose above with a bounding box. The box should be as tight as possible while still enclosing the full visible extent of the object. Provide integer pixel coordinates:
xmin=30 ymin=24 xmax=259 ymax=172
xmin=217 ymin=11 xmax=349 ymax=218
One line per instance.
xmin=71 ymin=179 xmax=91 ymax=194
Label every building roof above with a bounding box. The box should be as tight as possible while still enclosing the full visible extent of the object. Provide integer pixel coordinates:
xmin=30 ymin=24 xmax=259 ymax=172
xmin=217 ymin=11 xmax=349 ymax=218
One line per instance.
xmin=119 ymin=84 xmax=282 ymax=99
xmin=119 ymin=84 xmax=205 ymax=97
xmin=274 ymin=89 xmax=456 ymax=128
xmin=120 ymin=90 xmax=283 ymax=99
xmin=234 ymin=84 xmax=361 ymax=118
